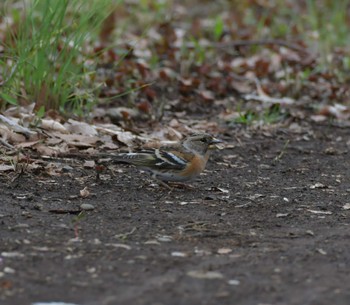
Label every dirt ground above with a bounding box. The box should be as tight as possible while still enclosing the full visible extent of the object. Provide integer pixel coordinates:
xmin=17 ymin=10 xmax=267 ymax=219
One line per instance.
xmin=1 ymin=122 xmax=350 ymax=305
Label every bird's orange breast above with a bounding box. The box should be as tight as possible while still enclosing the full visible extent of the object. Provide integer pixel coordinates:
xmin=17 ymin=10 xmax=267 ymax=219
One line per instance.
xmin=180 ymin=153 xmax=209 ymax=179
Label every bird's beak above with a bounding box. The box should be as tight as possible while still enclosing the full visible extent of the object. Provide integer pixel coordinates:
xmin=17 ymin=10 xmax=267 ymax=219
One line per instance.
xmin=209 ymin=137 xmax=223 ymax=149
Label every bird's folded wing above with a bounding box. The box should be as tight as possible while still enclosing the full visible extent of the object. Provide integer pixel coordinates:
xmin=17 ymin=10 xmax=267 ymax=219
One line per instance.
xmin=112 ymin=148 xmax=191 ymax=170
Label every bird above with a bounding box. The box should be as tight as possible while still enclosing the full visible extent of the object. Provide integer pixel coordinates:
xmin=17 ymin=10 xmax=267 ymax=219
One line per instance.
xmin=104 ymin=133 xmax=222 ymax=186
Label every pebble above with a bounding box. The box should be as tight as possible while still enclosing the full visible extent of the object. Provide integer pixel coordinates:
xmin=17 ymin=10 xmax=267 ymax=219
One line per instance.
xmin=228 ymin=279 xmax=240 ymax=285
xmin=4 ymin=267 xmax=15 ymax=274
xmin=80 ymin=204 xmax=95 ymax=211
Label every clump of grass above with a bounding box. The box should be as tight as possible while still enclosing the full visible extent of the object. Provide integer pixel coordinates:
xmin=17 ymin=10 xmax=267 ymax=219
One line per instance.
xmin=233 ymin=104 xmax=286 ymax=125
xmin=0 ymin=0 xmax=118 ymax=116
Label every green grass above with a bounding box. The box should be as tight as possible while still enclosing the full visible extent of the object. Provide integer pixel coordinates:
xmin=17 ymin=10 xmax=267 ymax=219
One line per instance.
xmin=0 ymin=0 xmax=348 ymax=122
xmin=0 ymin=0 xmax=119 ymax=115
xmin=233 ymin=103 xmax=286 ymax=125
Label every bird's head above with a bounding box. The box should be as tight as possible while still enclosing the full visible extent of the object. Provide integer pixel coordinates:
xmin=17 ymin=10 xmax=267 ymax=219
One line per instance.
xmin=182 ymin=133 xmax=222 ymax=155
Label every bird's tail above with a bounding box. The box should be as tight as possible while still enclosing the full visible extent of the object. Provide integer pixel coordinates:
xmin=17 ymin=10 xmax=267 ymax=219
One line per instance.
xmin=97 ymin=152 xmax=153 ymax=166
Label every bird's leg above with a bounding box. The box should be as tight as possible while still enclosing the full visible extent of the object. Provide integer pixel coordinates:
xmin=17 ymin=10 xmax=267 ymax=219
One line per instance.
xmin=157 ymin=179 xmax=173 ymax=190
xmin=167 ymin=182 xmax=195 ymax=190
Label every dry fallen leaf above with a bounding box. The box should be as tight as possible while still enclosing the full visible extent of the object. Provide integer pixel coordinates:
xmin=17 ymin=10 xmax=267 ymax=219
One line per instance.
xmin=40 ymin=119 xmax=68 ymax=134
xmin=318 ymin=104 xmax=350 ymax=120
xmin=217 ymin=248 xmax=232 ymax=254
xmin=0 ymin=114 xmax=36 ymax=137
xmin=34 ymin=143 xmax=69 ymax=156
xmin=15 ymin=140 xmax=40 ymax=148
xmin=83 ymin=160 xmax=95 ymax=169
xmin=0 ymin=164 xmax=14 ymax=172
xmin=80 ymin=187 xmax=90 ymax=198
xmin=54 ymin=133 xmax=100 ymax=148
xmin=0 ymin=125 xmax=27 ymax=143
xmin=95 ymin=125 xmax=137 ymax=147
xmin=65 ymin=119 xmax=98 ymax=136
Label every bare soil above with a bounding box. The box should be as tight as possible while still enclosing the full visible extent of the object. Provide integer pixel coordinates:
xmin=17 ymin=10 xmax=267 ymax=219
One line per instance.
xmin=1 ymin=123 xmax=350 ymax=305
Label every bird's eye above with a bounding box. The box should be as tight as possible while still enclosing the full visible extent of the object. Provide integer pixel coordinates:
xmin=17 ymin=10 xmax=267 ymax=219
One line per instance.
xmin=200 ymin=138 xmax=208 ymax=143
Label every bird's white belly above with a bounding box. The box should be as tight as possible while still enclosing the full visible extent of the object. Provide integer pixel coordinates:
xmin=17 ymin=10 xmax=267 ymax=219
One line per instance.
xmin=145 ymin=169 xmax=191 ymax=182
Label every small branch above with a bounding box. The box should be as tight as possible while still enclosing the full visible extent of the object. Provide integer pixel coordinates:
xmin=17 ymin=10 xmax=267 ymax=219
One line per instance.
xmin=0 ymin=114 xmax=36 ymax=138
xmin=243 ymin=94 xmax=295 ymax=105
xmin=0 ymin=138 xmax=14 ymax=149
xmin=212 ymin=39 xmax=309 ymax=54
xmin=274 ymin=139 xmax=290 ymax=162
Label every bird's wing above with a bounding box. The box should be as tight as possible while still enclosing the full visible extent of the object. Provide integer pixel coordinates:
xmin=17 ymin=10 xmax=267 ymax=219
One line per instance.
xmin=112 ymin=148 xmax=191 ymax=170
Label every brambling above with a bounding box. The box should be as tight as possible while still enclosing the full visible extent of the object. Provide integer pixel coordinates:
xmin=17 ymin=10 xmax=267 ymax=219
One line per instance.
xmin=107 ymin=133 xmax=222 ymax=185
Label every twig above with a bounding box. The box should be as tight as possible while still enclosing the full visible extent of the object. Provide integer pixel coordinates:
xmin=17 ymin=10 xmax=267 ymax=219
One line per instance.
xmin=114 ymin=227 xmax=137 ymax=240
xmin=0 ymin=114 xmax=36 ymax=138
xmin=274 ymin=139 xmax=290 ymax=162
xmin=0 ymin=138 xmax=14 ymax=149
xmin=233 ymin=135 xmax=243 ymax=147
xmin=243 ymin=93 xmax=295 ymax=105
xmin=36 ymin=153 xmax=96 ymax=163
xmin=212 ymin=39 xmax=309 ymax=54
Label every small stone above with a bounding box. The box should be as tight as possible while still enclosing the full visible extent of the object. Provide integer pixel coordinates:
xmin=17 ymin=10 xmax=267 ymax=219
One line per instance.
xmin=306 ymin=230 xmax=314 ymax=236
xmin=4 ymin=267 xmax=15 ymax=274
xmin=317 ymin=248 xmax=327 ymax=255
xmin=87 ymin=267 xmax=96 ymax=273
xmin=259 ymin=164 xmax=271 ymax=170
xmin=310 ymin=182 xmax=326 ymax=189
xmin=342 ymin=203 xmax=350 ymax=210
xmin=171 ymin=251 xmax=188 ymax=257
xmin=1 ymin=252 xmax=25 ymax=258
xmin=156 ymin=235 xmax=172 ymax=242
xmin=80 ymin=203 xmax=94 ymax=211
xmin=144 ymin=240 xmax=160 ymax=245
xmin=276 ymin=213 xmax=289 ymax=218
xmin=228 ymin=279 xmax=240 ymax=285
xmin=187 ymin=270 xmax=224 ymax=279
